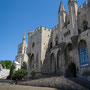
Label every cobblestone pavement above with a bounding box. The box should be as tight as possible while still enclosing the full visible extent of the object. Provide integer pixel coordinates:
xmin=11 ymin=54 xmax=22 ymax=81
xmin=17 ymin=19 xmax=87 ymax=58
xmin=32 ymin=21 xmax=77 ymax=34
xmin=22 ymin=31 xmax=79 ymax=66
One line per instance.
xmin=0 ymin=84 xmax=57 ymax=90
xmin=18 ymin=76 xmax=89 ymax=90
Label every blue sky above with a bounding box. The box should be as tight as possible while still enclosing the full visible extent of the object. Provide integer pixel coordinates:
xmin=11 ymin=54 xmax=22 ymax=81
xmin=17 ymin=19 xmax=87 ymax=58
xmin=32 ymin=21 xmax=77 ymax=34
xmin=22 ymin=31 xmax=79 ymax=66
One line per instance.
xmin=0 ymin=0 xmax=87 ymax=61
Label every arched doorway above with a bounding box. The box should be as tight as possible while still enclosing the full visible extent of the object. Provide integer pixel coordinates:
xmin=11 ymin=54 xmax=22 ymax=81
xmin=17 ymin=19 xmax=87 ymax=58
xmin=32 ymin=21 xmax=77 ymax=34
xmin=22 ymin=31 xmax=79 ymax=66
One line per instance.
xmin=50 ymin=53 xmax=56 ymax=74
xmin=65 ymin=43 xmax=76 ymax=77
xmin=66 ymin=62 xmax=76 ymax=77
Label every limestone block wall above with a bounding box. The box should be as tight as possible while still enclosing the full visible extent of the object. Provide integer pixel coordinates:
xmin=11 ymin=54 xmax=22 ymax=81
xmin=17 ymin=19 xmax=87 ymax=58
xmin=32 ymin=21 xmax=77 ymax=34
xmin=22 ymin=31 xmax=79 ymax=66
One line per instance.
xmin=60 ymin=23 xmax=72 ymax=44
xmin=78 ymin=2 xmax=89 ymax=31
xmin=87 ymin=7 xmax=90 ymax=28
xmin=28 ymin=28 xmax=42 ymax=71
xmin=78 ymin=30 xmax=90 ymax=81
xmin=41 ymin=27 xmax=51 ymax=64
xmin=26 ymin=0 xmax=90 ymax=80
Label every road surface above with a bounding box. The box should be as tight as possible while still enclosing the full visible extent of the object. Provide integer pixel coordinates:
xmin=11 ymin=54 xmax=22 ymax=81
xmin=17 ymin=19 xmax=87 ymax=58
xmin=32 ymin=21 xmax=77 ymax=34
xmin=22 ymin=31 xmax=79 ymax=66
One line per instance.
xmin=0 ymin=83 xmax=57 ymax=90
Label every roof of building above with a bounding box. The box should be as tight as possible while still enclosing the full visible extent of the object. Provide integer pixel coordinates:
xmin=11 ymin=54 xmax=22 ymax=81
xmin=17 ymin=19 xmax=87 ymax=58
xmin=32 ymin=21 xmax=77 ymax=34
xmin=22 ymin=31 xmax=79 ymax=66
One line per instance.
xmin=68 ymin=0 xmax=77 ymax=2
xmin=14 ymin=61 xmax=20 ymax=65
xmin=59 ymin=0 xmax=65 ymax=12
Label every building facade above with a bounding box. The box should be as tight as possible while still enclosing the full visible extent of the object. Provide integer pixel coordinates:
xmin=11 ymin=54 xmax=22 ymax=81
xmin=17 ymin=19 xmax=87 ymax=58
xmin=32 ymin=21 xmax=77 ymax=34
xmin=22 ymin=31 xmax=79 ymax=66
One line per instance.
xmin=14 ymin=33 xmax=28 ymax=71
xmin=16 ymin=0 xmax=90 ymax=81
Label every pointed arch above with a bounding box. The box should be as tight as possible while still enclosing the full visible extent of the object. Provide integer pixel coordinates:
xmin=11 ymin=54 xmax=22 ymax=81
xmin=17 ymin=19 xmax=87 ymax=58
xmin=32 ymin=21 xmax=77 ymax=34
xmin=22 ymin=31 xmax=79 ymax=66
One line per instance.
xmin=78 ymin=40 xmax=89 ymax=66
xmin=66 ymin=62 xmax=77 ymax=77
xmin=65 ymin=43 xmax=74 ymax=62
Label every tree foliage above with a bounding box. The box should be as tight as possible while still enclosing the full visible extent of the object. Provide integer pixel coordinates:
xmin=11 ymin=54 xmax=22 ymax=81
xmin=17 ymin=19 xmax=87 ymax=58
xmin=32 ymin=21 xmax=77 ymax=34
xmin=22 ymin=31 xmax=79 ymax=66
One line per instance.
xmin=7 ymin=61 xmax=15 ymax=79
xmin=12 ymin=69 xmax=27 ymax=80
xmin=0 ymin=60 xmax=12 ymax=69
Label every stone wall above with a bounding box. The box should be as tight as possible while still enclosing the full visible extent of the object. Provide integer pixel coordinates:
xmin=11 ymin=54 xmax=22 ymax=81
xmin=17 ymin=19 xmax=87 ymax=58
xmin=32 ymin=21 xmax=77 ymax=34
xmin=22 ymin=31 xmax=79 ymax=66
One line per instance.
xmin=26 ymin=0 xmax=90 ymax=81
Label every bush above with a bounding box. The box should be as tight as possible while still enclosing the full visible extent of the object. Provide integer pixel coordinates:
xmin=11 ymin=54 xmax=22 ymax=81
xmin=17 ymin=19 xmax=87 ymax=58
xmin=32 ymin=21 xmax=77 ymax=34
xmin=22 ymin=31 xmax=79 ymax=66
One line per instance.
xmin=12 ymin=69 xmax=27 ymax=80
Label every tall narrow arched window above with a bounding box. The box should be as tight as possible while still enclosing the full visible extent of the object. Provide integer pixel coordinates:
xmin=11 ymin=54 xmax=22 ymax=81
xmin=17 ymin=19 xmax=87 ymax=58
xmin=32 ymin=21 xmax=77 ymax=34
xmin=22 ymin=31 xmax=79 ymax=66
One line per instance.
xmin=32 ymin=42 xmax=35 ymax=48
xmin=78 ymin=40 xmax=89 ymax=66
xmin=82 ymin=20 xmax=88 ymax=31
xmin=55 ymin=36 xmax=58 ymax=46
xmin=30 ymin=54 xmax=34 ymax=69
xmin=50 ymin=42 xmax=52 ymax=49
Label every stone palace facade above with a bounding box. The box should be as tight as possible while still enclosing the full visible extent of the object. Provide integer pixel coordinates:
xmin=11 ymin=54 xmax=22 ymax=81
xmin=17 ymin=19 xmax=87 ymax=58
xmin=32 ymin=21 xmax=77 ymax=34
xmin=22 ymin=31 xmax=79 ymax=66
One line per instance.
xmin=15 ymin=0 xmax=90 ymax=81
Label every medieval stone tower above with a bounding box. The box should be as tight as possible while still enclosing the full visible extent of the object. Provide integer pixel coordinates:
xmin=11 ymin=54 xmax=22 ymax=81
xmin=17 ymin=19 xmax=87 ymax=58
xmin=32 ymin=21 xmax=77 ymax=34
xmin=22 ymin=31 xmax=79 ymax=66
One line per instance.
xmin=14 ymin=33 xmax=28 ymax=71
xmin=15 ymin=0 xmax=90 ymax=81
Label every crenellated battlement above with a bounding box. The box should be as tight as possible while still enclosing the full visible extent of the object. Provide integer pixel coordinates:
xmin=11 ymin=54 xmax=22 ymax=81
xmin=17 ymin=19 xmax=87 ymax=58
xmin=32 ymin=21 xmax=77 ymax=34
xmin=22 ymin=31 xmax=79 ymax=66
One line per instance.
xmin=40 ymin=26 xmax=49 ymax=31
xmin=17 ymin=0 xmax=90 ymax=80
xmin=78 ymin=1 xmax=88 ymax=13
xmin=49 ymin=28 xmax=53 ymax=32
xmin=28 ymin=31 xmax=33 ymax=35
xmin=78 ymin=5 xmax=82 ymax=12
xmin=28 ymin=26 xmax=51 ymax=37
xmin=83 ymin=2 xmax=87 ymax=8
xmin=40 ymin=26 xmax=45 ymax=30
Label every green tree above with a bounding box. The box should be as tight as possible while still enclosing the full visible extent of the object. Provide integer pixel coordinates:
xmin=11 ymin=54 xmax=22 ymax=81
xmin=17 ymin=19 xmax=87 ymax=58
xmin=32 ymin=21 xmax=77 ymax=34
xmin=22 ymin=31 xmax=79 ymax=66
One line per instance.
xmin=0 ymin=60 xmax=12 ymax=69
xmin=12 ymin=69 xmax=27 ymax=80
xmin=7 ymin=61 xmax=15 ymax=79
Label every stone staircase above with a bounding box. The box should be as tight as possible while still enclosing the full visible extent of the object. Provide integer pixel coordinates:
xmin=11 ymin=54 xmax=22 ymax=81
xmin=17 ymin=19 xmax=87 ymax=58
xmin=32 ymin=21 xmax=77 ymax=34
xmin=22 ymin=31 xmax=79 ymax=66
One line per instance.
xmin=0 ymin=69 xmax=10 ymax=79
